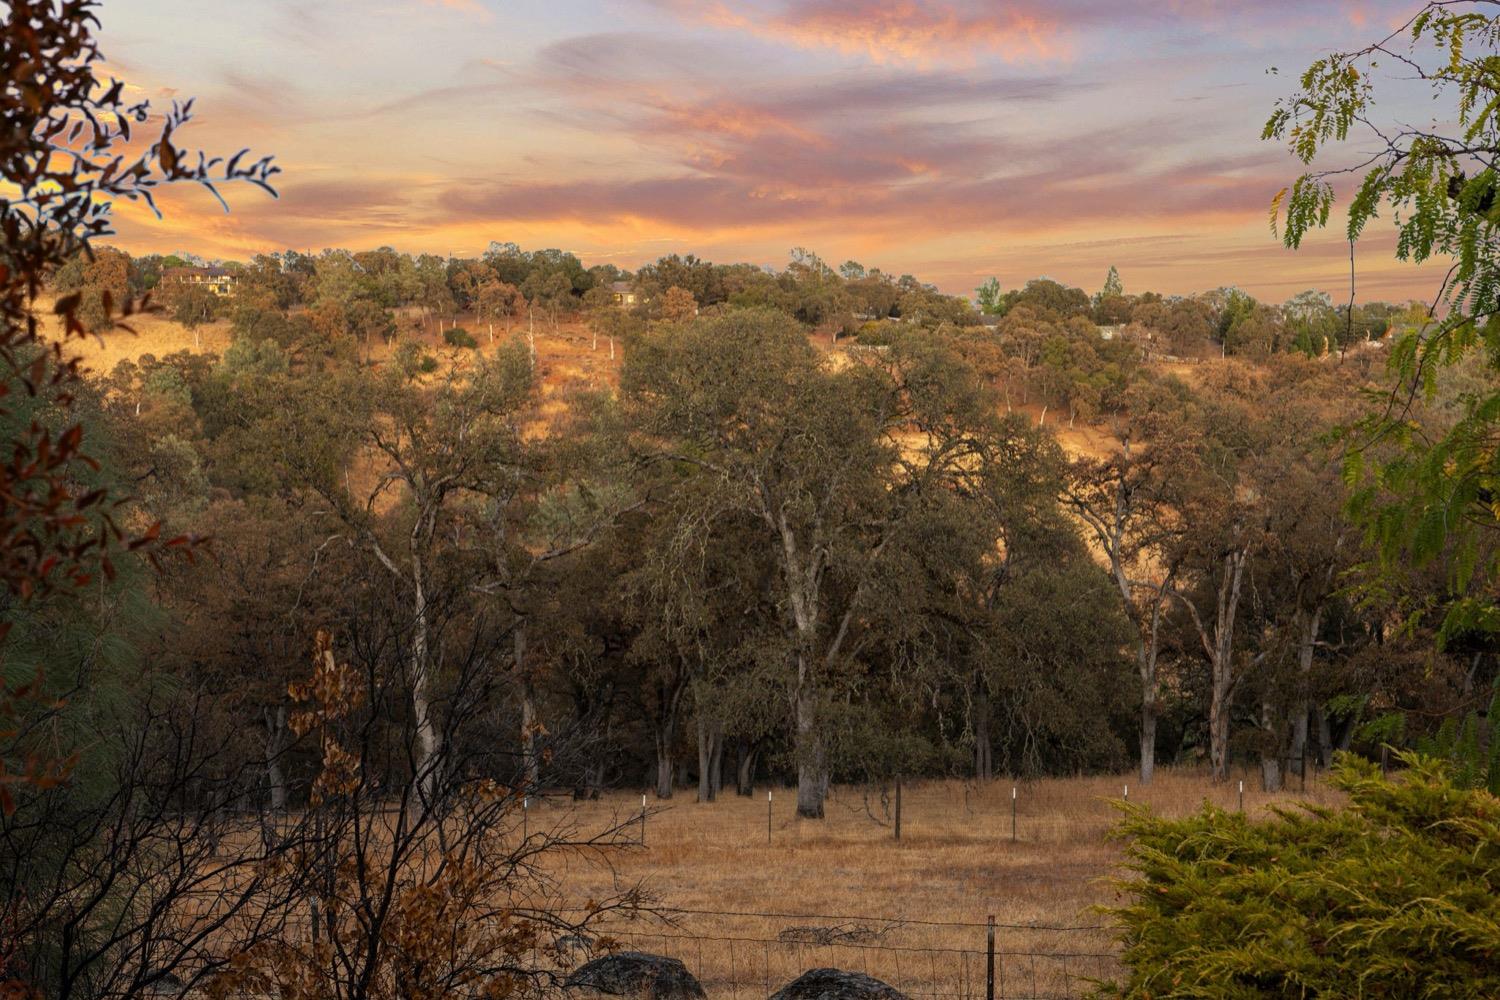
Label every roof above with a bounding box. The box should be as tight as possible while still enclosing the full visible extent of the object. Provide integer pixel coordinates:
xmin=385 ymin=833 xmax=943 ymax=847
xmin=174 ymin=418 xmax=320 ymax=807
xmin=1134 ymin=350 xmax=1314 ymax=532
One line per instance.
xmin=163 ymin=266 xmax=234 ymax=279
xmin=608 ymin=280 xmax=633 ymax=293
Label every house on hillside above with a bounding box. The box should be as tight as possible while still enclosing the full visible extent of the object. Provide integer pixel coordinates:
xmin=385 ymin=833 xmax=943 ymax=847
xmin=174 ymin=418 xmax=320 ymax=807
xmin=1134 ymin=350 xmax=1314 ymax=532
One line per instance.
xmin=1097 ymin=324 xmax=1124 ymax=340
xmin=162 ymin=266 xmax=238 ymax=297
xmin=608 ymin=280 xmax=637 ymax=308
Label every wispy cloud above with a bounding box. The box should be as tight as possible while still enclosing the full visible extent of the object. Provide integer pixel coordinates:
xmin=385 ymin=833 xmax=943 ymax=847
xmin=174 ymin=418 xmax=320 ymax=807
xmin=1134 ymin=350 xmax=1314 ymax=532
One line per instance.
xmin=655 ymin=0 xmax=1070 ymax=65
xmin=98 ymin=0 xmax=1435 ymax=300
xmin=419 ymin=0 xmax=492 ymax=18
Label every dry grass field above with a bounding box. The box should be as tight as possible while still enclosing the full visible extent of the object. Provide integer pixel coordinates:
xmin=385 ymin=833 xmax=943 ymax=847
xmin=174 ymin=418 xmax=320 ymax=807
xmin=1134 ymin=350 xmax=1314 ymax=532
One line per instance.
xmin=533 ymin=770 xmax=1343 ymax=999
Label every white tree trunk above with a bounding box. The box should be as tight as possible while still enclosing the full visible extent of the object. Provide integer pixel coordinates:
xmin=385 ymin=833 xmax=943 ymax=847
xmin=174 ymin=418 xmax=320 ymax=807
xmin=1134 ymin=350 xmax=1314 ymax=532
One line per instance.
xmin=409 ymin=556 xmax=441 ymax=799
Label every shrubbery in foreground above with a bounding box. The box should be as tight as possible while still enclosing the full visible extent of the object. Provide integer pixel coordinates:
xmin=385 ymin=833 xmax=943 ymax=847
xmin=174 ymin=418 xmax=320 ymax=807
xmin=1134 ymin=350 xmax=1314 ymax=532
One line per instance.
xmin=1098 ymin=753 xmax=1500 ymax=998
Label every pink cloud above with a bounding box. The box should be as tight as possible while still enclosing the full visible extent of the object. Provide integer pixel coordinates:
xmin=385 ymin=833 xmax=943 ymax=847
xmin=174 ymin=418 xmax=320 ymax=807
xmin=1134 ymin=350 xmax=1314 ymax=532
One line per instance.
xmin=420 ymin=0 xmax=491 ymax=18
xmin=665 ymin=0 xmax=1070 ymax=65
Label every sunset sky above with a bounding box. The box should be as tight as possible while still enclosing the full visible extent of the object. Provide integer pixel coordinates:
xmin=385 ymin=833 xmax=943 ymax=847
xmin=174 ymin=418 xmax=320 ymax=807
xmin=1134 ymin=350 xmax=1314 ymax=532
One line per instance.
xmin=99 ymin=0 xmax=1438 ymax=301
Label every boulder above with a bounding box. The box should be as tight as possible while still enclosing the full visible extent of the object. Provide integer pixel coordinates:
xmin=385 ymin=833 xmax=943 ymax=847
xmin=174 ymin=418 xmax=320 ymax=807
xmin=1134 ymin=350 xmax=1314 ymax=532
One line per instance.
xmin=565 ymin=952 xmax=706 ymax=1000
xmin=770 ymin=969 xmax=908 ymax=1000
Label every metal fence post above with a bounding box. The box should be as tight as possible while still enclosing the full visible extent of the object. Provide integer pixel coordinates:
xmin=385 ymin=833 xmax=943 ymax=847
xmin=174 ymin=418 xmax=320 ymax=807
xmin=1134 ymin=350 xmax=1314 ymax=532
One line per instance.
xmin=641 ymin=793 xmax=647 ymax=846
xmin=1237 ymin=779 xmax=1244 ymax=813
xmin=986 ymin=915 xmax=996 ymax=1000
xmin=1010 ymin=786 xmax=1016 ymax=842
xmin=767 ymin=789 xmax=772 ymax=845
xmin=894 ymin=774 xmax=902 ymax=841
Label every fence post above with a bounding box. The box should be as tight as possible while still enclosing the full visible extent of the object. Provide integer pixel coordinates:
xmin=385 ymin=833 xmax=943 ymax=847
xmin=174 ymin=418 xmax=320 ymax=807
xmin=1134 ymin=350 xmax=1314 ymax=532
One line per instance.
xmin=1237 ymin=779 xmax=1244 ymax=813
xmin=767 ymin=789 xmax=772 ymax=845
xmin=1010 ymin=786 xmax=1016 ymax=842
xmin=522 ymin=796 xmax=528 ymax=842
xmin=986 ymin=915 xmax=995 ymax=1000
xmin=894 ymin=774 xmax=902 ymax=842
xmin=641 ymin=793 xmax=647 ymax=846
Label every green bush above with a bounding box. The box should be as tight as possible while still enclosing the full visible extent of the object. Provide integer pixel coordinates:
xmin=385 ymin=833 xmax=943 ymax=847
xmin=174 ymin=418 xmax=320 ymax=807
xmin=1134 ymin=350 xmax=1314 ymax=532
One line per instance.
xmin=1098 ymin=752 xmax=1500 ymax=998
xmin=443 ymin=325 xmax=478 ymax=349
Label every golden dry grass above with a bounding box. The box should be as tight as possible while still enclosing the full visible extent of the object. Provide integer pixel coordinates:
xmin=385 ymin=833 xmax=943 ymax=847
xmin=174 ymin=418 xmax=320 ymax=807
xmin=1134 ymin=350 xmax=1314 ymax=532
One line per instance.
xmin=533 ymin=769 xmax=1343 ymax=999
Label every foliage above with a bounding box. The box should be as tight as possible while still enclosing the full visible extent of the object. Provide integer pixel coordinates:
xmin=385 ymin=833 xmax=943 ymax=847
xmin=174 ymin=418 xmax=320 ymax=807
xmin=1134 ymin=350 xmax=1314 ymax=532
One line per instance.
xmin=1099 ymin=752 xmax=1500 ymax=998
xmin=443 ymin=325 xmax=479 ymax=349
xmin=1414 ymin=677 xmax=1500 ymax=793
xmin=1266 ymin=2 xmax=1500 ymax=637
xmin=1 ymin=0 xmax=274 ymax=842
xmin=976 ymin=277 xmax=1003 ymax=315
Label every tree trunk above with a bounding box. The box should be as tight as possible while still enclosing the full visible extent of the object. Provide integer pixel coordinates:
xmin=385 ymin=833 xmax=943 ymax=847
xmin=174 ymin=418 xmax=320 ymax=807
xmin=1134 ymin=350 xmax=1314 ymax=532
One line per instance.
xmin=709 ymin=734 xmax=724 ymax=798
xmin=735 ymin=740 xmax=758 ymax=796
xmin=651 ymin=672 xmax=686 ymax=799
xmin=1136 ymin=575 xmax=1173 ymax=786
xmin=1288 ymin=604 xmax=1323 ymax=778
xmin=795 ymin=675 xmax=825 ymax=818
xmin=263 ymin=705 xmax=288 ymax=811
xmin=410 ymin=555 xmax=441 ymax=798
xmin=696 ymin=714 xmax=719 ymax=803
xmin=1197 ymin=548 xmax=1248 ymax=782
xmin=1316 ymin=707 xmax=1334 ymax=768
xmin=1208 ymin=679 xmax=1231 ymax=781
xmin=973 ymin=684 xmax=993 ymax=781
xmin=1139 ymin=701 xmax=1156 ymax=786
xmin=1259 ymin=699 xmax=1282 ymax=792
xmin=516 ymin=624 xmax=540 ymax=791
xmin=654 ymin=743 xmax=674 ymax=799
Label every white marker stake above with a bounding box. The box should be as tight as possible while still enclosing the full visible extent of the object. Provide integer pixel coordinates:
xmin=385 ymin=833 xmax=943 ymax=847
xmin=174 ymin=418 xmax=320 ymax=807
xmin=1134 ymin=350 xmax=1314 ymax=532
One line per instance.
xmin=1123 ymin=785 xmax=1128 ymax=802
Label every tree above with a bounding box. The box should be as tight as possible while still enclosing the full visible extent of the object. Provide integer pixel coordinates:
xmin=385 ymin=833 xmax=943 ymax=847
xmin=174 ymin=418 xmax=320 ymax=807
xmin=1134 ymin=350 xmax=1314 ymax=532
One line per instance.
xmin=624 ymin=311 xmax=1014 ymax=818
xmin=1101 ymin=265 xmax=1124 ymax=299
xmin=292 ymin=346 xmax=536 ymax=796
xmin=168 ymin=281 xmax=218 ymax=350
xmin=1266 ymin=2 xmax=1500 ymax=640
xmin=475 ymin=277 xmax=521 ymax=344
xmin=660 ymin=285 xmax=697 ymax=324
xmin=976 ymin=277 xmax=1003 ymax=315
xmin=346 ymin=297 xmax=396 ymax=359
xmin=1066 ymin=386 xmax=1199 ymax=784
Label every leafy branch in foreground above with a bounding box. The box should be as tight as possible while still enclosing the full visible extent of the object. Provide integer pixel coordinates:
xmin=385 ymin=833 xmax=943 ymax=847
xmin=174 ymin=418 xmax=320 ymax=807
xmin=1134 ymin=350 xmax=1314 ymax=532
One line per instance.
xmin=1265 ymin=2 xmax=1500 ymax=637
xmin=1 ymin=0 xmax=277 ymax=813
xmin=1098 ymin=752 xmax=1500 ymax=998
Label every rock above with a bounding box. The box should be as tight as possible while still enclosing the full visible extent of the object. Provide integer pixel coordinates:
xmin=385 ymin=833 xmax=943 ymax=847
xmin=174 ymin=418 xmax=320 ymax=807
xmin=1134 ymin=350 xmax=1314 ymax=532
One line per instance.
xmin=565 ymin=952 xmax=706 ymax=1000
xmin=770 ymin=969 xmax=909 ymax=1000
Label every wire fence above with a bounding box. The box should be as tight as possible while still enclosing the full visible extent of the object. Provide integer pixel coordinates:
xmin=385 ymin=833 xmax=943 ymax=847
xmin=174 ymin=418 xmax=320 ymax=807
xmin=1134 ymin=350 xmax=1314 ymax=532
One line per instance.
xmin=568 ymin=904 xmax=1119 ymax=1000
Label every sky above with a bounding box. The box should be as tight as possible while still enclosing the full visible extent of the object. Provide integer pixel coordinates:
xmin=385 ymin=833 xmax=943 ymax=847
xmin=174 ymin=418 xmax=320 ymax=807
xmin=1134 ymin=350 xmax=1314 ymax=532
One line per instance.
xmin=97 ymin=0 xmax=1440 ymax=301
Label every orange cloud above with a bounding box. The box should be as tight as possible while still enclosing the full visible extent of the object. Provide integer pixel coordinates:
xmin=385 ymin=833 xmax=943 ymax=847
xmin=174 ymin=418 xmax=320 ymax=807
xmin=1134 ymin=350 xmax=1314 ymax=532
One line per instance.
xmin=660 ymin=0 xmax=1068 ymax=65
xmin=671 ymin=1 xmax=1069 ymax=65
xmin=420 ymin=0 xmax=490 ymax=15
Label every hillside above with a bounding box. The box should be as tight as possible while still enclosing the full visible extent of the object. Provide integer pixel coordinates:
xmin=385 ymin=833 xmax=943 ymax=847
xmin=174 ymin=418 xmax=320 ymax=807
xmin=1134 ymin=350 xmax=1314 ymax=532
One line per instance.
xmin=50 ymin=304 xmax=1132 ymax=463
